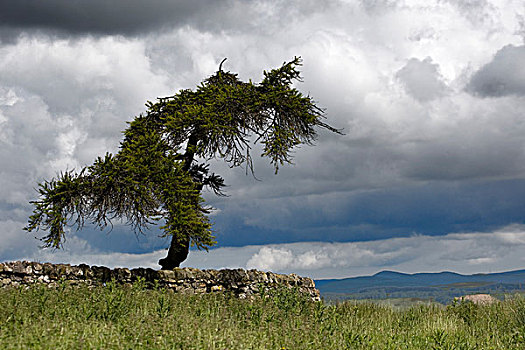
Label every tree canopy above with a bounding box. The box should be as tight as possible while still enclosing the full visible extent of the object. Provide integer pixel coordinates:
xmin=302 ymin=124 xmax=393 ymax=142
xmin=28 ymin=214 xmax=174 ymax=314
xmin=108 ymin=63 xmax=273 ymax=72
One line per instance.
xmin=25 ymin=57 xmax=341 ymax=269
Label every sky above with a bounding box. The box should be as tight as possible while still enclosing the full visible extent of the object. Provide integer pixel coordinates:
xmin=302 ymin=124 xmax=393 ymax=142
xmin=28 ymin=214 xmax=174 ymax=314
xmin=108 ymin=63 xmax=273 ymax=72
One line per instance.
xmin=1 ymin=0 xmax=524 ymax=279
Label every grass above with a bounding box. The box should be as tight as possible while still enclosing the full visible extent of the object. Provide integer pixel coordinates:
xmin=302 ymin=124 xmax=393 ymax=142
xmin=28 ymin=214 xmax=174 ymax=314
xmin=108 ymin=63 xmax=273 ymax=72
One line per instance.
xmin=1 ymin=281 xmax=525 ymax=349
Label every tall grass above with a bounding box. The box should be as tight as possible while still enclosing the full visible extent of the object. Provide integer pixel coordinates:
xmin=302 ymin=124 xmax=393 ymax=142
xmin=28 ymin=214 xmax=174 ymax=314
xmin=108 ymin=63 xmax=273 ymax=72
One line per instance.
xmin=1 ymin=281 xmax=525 ymax=349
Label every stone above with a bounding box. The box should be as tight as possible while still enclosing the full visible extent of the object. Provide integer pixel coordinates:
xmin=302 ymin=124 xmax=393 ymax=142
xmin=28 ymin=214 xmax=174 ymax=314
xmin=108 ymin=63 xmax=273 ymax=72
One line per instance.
xmin=70 ymin=266 xmax=84 ymax=278
xmin=113 ymin=268 xmax=132 ymax=280
xmin=210 ymin=285 xmax=223 ymax=292
xmin=130 ymin=267 xmax=158 ymax=281
xmin=32 ymin=262 xmax=43 ymax=273
xmin=91 ymin=266 xmax=112 ymax=282
xmin=0 ymin=260 xmax=321 ymax=301
xmin=54 ymin=264 xmax=72 ymax=277
xmin=42 ymin=263 xmax=57 ymax=279
xmin=302 ymin=278 xmax=315 ymax=288
xmin=37 ymin=275 xmax=50 ymax=282
xmin=205 ymin=269 xmax=219 ymax=280
xmin=158 ymin=270 xmax=176 ymax=281
xmin=172 ymin=268 xmax=192 ymax=280
xmin=80 ymin=265 xmax=94 ymax=279
xmin=185 ymin=267 xmax=204 ymax=279
xmin=12 ymin=261 xmax=32 ymax=275
xmin=456 ymin=294 xmax=498 ymax=305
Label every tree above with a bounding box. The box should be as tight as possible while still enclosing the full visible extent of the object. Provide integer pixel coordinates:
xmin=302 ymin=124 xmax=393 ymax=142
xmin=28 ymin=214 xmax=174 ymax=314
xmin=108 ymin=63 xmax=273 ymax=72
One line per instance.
xmin=24 ymin=57 xmax=341 ymax=269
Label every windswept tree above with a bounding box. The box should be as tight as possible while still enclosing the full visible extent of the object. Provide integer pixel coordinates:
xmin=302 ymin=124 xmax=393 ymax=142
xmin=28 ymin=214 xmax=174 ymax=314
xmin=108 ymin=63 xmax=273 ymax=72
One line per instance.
xmin=25 ymin=57 xmax=341 ymax=269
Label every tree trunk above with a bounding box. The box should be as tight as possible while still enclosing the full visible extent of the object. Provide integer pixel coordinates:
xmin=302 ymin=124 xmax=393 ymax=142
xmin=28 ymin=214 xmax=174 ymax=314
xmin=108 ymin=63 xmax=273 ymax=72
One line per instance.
xmin=158 ymin=131 xmax=197 ymax=270
xmin=158 ymin=234 xmax=190 ymax=270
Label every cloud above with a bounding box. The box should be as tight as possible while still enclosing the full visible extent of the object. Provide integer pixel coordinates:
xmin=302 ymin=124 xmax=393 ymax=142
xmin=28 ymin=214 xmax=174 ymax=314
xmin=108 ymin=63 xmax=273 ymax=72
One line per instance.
xmin=0 ymin=35 xmax=170 ymax=211
xmin=246 ymin=247 xmax=333 ymax=271
xmin=0 ymin=35 xmax=174 ymax=259
xmin=442 ymin=0 xmax=498 ymax=27
xmin=0 ymin=217 xmax=166 ymax=269
xmin=0 ymin=219 xmax=39 ymax=260
xmin=27 ymin=240 xmax=167 ymax=270
xmin=396 ymin=57 xmax=447 ymax=101
xmin=16 ymin=224 xmax=525 ymax=279
xmin=247 ymin=247 xmax=295 ymax=271
xmin=0 ymin=89 xmax=60 ymax=206
xmin=241 ymin=224 xmax=525 ymax=278
xmin=467 ymin=45 xmax=525 ymax=97
xmin=0 ymin=0 xmax=336 ymax=42
xmin=0 ymin=36 xmax=169 ymax=116
xmin=359 ymin=0 xmax=400 ymax=15
xmin=1 ymin=0 xmax=525 ymax=273
xmin=0 ymin=0 xmax=227 ymax=38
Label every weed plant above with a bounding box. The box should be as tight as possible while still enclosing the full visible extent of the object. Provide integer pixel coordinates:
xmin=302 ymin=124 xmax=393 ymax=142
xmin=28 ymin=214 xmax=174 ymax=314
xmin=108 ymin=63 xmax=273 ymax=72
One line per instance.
xmin=1 ymin=280 xmax=525 ymax=349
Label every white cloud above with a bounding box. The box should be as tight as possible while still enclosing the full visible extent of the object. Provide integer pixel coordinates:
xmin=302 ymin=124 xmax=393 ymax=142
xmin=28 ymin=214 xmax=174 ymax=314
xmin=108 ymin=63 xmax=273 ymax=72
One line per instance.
xmin=243 ymin=225 xmax=525 ymax=278
xmin=247 ymin=247 xmax=294 ymax=271
xmin=246 ymin=247 xmax=331 ymax=271
xmin=0 ymin=35 xmax=171 ymax=212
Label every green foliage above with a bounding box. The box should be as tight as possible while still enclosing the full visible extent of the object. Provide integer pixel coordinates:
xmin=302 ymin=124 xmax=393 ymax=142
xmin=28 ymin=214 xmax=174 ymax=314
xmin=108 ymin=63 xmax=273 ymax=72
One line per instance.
xmin=449 ymin=298 xmax=479 ymax=326
xmin=24 ymin=57 xmax=339 ymax=254
xmin=2 ymin=284 xmax=525 ymax=349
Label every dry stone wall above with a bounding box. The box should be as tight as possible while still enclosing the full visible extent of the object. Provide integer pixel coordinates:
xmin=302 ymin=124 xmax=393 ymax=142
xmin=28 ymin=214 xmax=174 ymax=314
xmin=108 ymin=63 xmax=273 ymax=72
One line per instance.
xmin=0 ymin=261 xmax=320 ymax=301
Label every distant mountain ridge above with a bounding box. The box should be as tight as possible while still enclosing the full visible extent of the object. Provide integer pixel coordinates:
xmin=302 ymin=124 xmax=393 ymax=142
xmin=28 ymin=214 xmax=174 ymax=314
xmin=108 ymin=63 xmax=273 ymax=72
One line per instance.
xmin=314 ymin=269 xmax=525 ymax=303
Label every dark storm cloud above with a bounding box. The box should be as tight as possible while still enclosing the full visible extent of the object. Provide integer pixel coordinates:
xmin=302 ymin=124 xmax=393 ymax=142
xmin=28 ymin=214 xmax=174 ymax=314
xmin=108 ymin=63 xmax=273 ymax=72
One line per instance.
xmin=0 ymin=0 xmax=227 ymax=37
xmin=468 ymin=45 xmax=525 ymax=97
xmin=211 ymin=179 xmax=525 ymax=247
xmin=0 ymin=0 xmax=332 ymax=41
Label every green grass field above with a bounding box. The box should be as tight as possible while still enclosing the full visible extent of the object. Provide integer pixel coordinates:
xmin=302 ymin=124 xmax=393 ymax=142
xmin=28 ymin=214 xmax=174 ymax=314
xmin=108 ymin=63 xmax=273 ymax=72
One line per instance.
xmin=1 ymin=281 xmax=525 ymax=349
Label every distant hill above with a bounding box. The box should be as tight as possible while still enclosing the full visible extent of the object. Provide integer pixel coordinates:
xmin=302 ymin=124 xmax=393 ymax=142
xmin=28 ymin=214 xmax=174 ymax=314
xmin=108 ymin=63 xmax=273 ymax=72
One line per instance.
xmin=314 ymin=269 xmax=525 ymax=304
